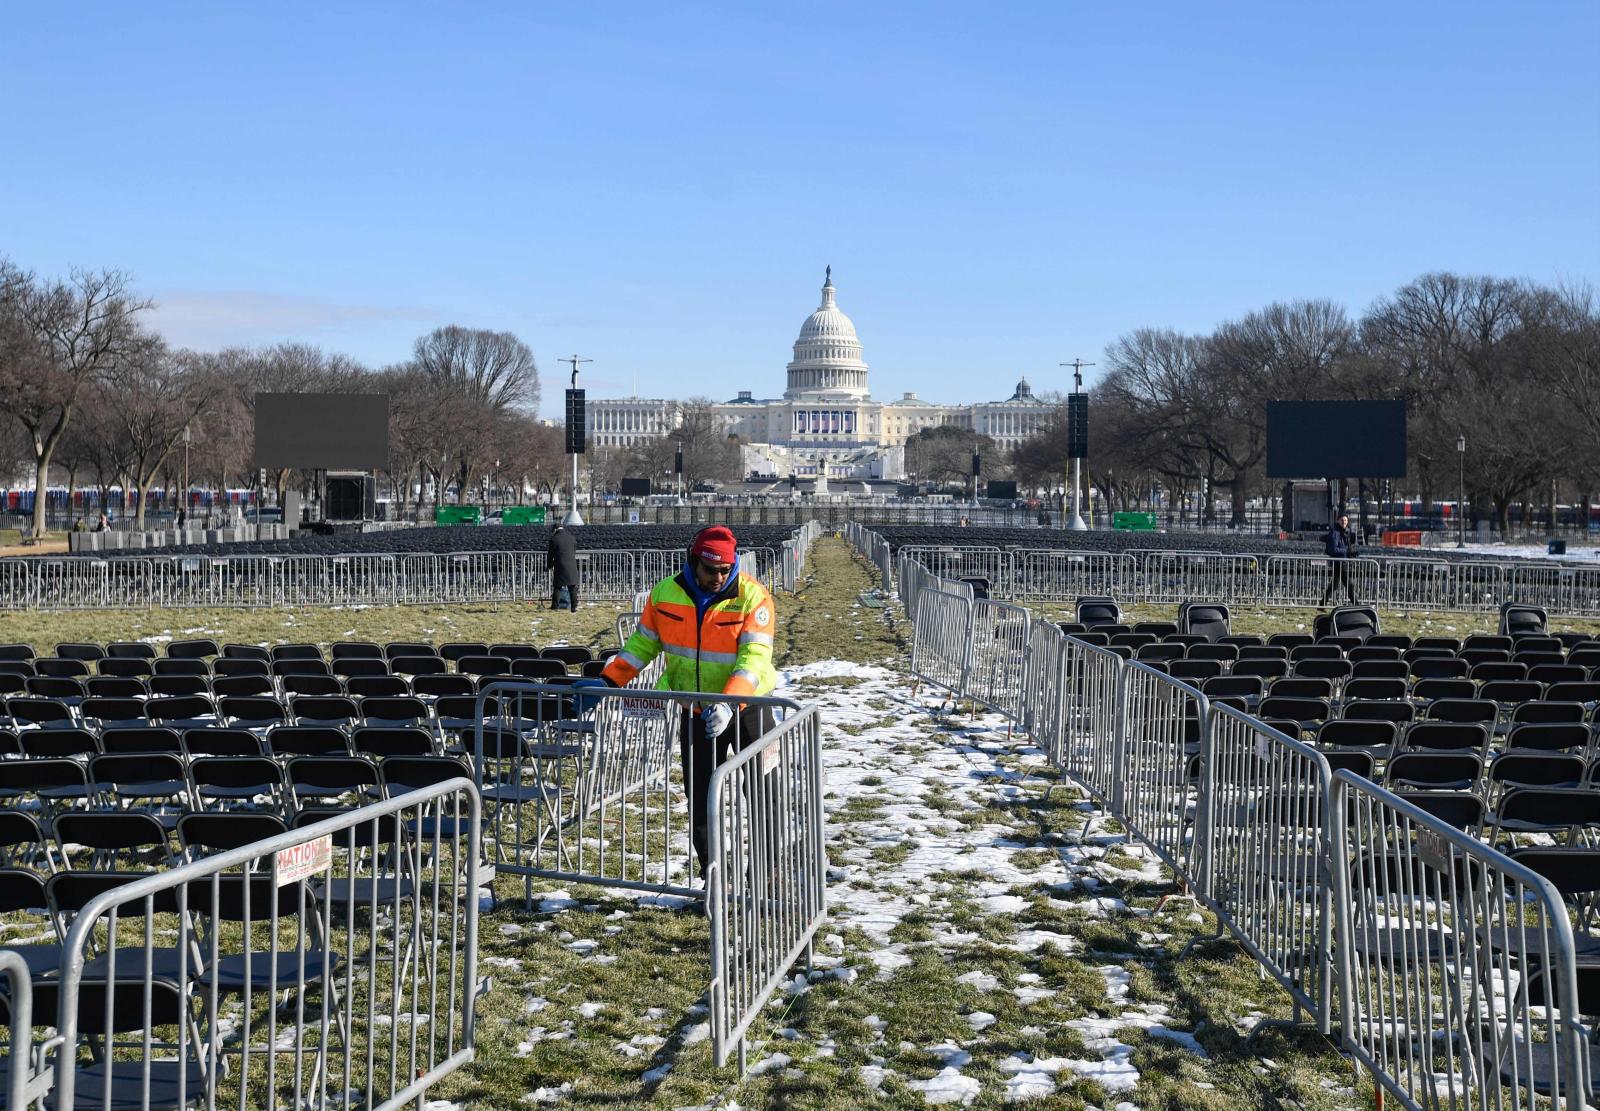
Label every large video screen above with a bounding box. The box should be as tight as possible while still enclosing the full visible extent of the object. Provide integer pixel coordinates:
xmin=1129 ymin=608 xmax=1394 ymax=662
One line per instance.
xmin=1265 ymin=400 xmax=1407 ymax=479
xmin=255 ymin=394 xmax=390 ymax=471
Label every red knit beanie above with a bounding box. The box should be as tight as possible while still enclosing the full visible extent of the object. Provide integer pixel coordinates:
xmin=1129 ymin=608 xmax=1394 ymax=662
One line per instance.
xmin=690 ymin=525 xmax=738 ymax=565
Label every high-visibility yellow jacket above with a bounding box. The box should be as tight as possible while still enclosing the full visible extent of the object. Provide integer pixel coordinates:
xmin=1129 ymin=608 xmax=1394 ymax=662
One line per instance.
xmin=601 ymin=564 xmax=777 ymax=697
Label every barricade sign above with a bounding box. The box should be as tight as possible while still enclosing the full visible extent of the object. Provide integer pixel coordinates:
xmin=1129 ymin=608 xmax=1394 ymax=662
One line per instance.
xmin=274 ymin=834 xmax=332 ymax=883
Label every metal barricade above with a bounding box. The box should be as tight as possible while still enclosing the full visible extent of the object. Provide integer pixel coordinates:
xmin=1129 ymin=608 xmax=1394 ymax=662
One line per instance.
xmin=1378 ymin=557 xmax=1457 ymax=611
xmin=1118 ymin=663 xmax=1208 ymax=888
xmin=49 ymin=780 xmax=483 ymax=1111
xmin=637 ymin=549 xmax=680 ymax=594
xmin=397 ymin=553 xmax=441 ymax=605
xmin=1052 ymin=635 xmax=1125 ymax=808
xmin=739 ymin=546 xmax=779 ymax=590
xmin=908 ymin=587 xmax=972 ymax=698
xmin=707 ymin=703 xmax=827 ymax=1073
xmin=1331 ymin=771 xmax=1591 ymax=1108
xmin=1204 ymin=706 xmax=1335 ymax=1032
xmin=1454 ymin=560 xmax=1510 ymax=612
xmin=321 ymin=553 xmax=400 ymax=606
xmin=1135 ymin=551 xmax=1218 ymax=605
xmin=30 ymin=557 xmax=108 ymax=610
xmin=577 ymin=550 xmax=637 ymax=599
xmin=1 ymin=949 xmax=49 ymax=1110
xmin=616 ymin=610 xmax=643 ymax=648
xmin=0 ymin=558 xmax=31 ymax=609
xmin=1009 ymin=548 xmax=1124 ymax=601
xmin=472 ymin=680 xmax=800 ymax=898
xmin=964 ymin=597 xmax=1032 ymax=721
xmin=1508 ymin=562 xmax=1570 ymax=616
xmin=1262 ymin=554 xmax=1383 ymax=608
xmin=898 ymin=545 xmax=1010 ymax=596
xmin=1020 ymin=621 xmax=1068 ymax=741
xmin=1554 ymin=563 xmax=1600 ymax=617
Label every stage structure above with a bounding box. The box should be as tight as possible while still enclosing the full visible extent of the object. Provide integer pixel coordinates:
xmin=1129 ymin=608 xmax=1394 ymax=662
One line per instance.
xmin=254 ymin=393 xmax=390 ymax=525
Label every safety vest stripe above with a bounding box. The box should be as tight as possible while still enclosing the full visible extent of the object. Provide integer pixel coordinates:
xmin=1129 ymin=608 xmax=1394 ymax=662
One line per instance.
xmin=737 ymin=631 xmax=773 ymax=647
xmin=616 ymin=650 xmax=650 ymax=672
xmin=633 ymin=623 xmax=661 ymax=644
xmin=661 ymin=642 xmax=740 ymax=665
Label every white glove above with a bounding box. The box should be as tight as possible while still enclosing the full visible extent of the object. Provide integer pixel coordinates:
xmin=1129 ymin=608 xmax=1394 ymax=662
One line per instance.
xmin=703 ymin=702 xmax=734 ymax=738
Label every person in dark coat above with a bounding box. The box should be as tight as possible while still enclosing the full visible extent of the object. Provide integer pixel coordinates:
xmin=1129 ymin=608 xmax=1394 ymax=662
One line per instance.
xmin=1320 ymin=512 xmax=1359 ymax=606
xmin=548 ymin=525 xmax=580 ymax=611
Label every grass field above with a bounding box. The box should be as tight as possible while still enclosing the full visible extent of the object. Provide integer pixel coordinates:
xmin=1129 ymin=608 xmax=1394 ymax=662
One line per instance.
xmin=20 ymin=538 xmax=1590 ymax=1106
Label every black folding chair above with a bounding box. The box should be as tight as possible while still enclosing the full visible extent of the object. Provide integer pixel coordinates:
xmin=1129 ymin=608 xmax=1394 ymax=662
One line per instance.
xmin=187 ymin=756 xmax=287 ymax=813
xmin=220 ymin=695 xmax=290 ymax=732
xmin=331 ymin=641 xmax=384 ymax=660
xmin=357 ymin=696 xmax=428 ymax=728
xmin=1384 ymin=751 xmax=1483 ymax=792
xmin=488 ymin=643 xmax=543 ymax=661
xmin=1343 ymin=699 xmax=1414 ymax=724
xmin=100 ymin=727 xmax=183 ymax=755
xmin=52 ymin=811 xmax=174 ymax=871
xmin=155 ymin=657 xmax=212 ymax=677
xmin=1425 ymin=698 xmax=1498 ymax=725
xmin=266 ymin=726 xmax=350 ymax=758
xmin=351 ymin=726 xmax=435 ymax=759
xmin=55 ymin=643 xmax=105 ymax=663
xmin=1403 ymin=721 xmax=1491 ymax=758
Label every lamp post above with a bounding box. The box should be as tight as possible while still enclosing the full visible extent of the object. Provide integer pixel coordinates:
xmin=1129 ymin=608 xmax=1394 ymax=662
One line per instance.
xmin=1456 ymin=434 xmax=1466 ymax=548
xmin=181 ymin=423 xmax=191 ymax=524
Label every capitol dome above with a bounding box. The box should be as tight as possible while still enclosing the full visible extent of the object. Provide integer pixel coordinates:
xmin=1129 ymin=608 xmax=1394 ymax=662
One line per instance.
xmin=785 ymin=268 xmax=869 ymax=400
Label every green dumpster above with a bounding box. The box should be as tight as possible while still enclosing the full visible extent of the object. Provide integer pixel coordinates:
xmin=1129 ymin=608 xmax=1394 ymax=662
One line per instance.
xmin=435 ymin=505 xmax=483 ymax=525
xmin=1112 ymin=511 xmax=1157 ymax=532
xmin=500 ymin=506 xmax=546 ymax=525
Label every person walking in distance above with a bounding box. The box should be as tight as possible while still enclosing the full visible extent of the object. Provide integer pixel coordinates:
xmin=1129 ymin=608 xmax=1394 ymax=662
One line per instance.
xmin=1320 ymin=512 xmax=1359 ymax=606
xmin=577 ymin=524 xmax=778 ymax=874
xmin=547 ymin=524 xmax=580 ymax=611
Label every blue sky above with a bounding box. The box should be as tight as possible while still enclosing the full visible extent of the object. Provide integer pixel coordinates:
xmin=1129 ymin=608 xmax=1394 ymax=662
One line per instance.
xmin=4 ymin=2 xmax=1596 ymax=418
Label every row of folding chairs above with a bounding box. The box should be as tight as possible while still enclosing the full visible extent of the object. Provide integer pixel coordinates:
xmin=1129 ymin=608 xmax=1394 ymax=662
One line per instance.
xmin=0 ymin=688 xmax=584 ymax=792
xmin=0 ymin=639 xmax=601 ymax=665
xmin=1198 ymin=674 xmax=1600 ymax=719
xmin=0 ymin=751 xmax=477 ymax=862
xmin=1137 ymin=648 xmax=1600 ymax=687
xmin=0 ymin=662 xmax=608 ymax=710
xmin=0 ymin=648 xmax=607 ymax=682
xmin=0 ymin=674 xmax=594 ymax=732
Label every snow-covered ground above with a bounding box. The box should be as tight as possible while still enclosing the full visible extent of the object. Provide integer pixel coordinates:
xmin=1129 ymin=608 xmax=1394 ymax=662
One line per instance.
xmin=502 ymin=653 xmax=1356 ymax=1106
xmin=1441 ymin=540 xmax=1600 ymax=562
xmin=772 ymin=659 xmax=1210 ymax=1105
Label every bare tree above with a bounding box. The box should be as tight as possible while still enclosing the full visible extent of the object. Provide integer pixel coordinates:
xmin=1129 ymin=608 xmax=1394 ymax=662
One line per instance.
xmin=103 ymin=341 xmax=220 ymax=527
xmin=1362 ymin=273 xmax=1558 ymax=531
xmin=409 ymin=327 xmax=540 ymax=500
xmin=0 ymin=262 xmax=151 ymax=537
xmin=624 ymin=399 xmax=741 ymax=490
xmin=903 ymin=424 xmax=999 ymax=488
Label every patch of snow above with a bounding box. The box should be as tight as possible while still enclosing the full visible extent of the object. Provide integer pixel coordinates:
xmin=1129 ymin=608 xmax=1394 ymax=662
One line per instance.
xmin=906 ymin=1067 xmax=982 ymax=1106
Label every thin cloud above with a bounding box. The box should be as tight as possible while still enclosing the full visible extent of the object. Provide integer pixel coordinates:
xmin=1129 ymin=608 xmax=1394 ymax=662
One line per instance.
xmin=149 ymin=289 xmax=437 ymax=349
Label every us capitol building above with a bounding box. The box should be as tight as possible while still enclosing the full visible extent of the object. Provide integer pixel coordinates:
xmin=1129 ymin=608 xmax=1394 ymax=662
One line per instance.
xmin=583 ymin=270 xmax=1053 ymax=481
